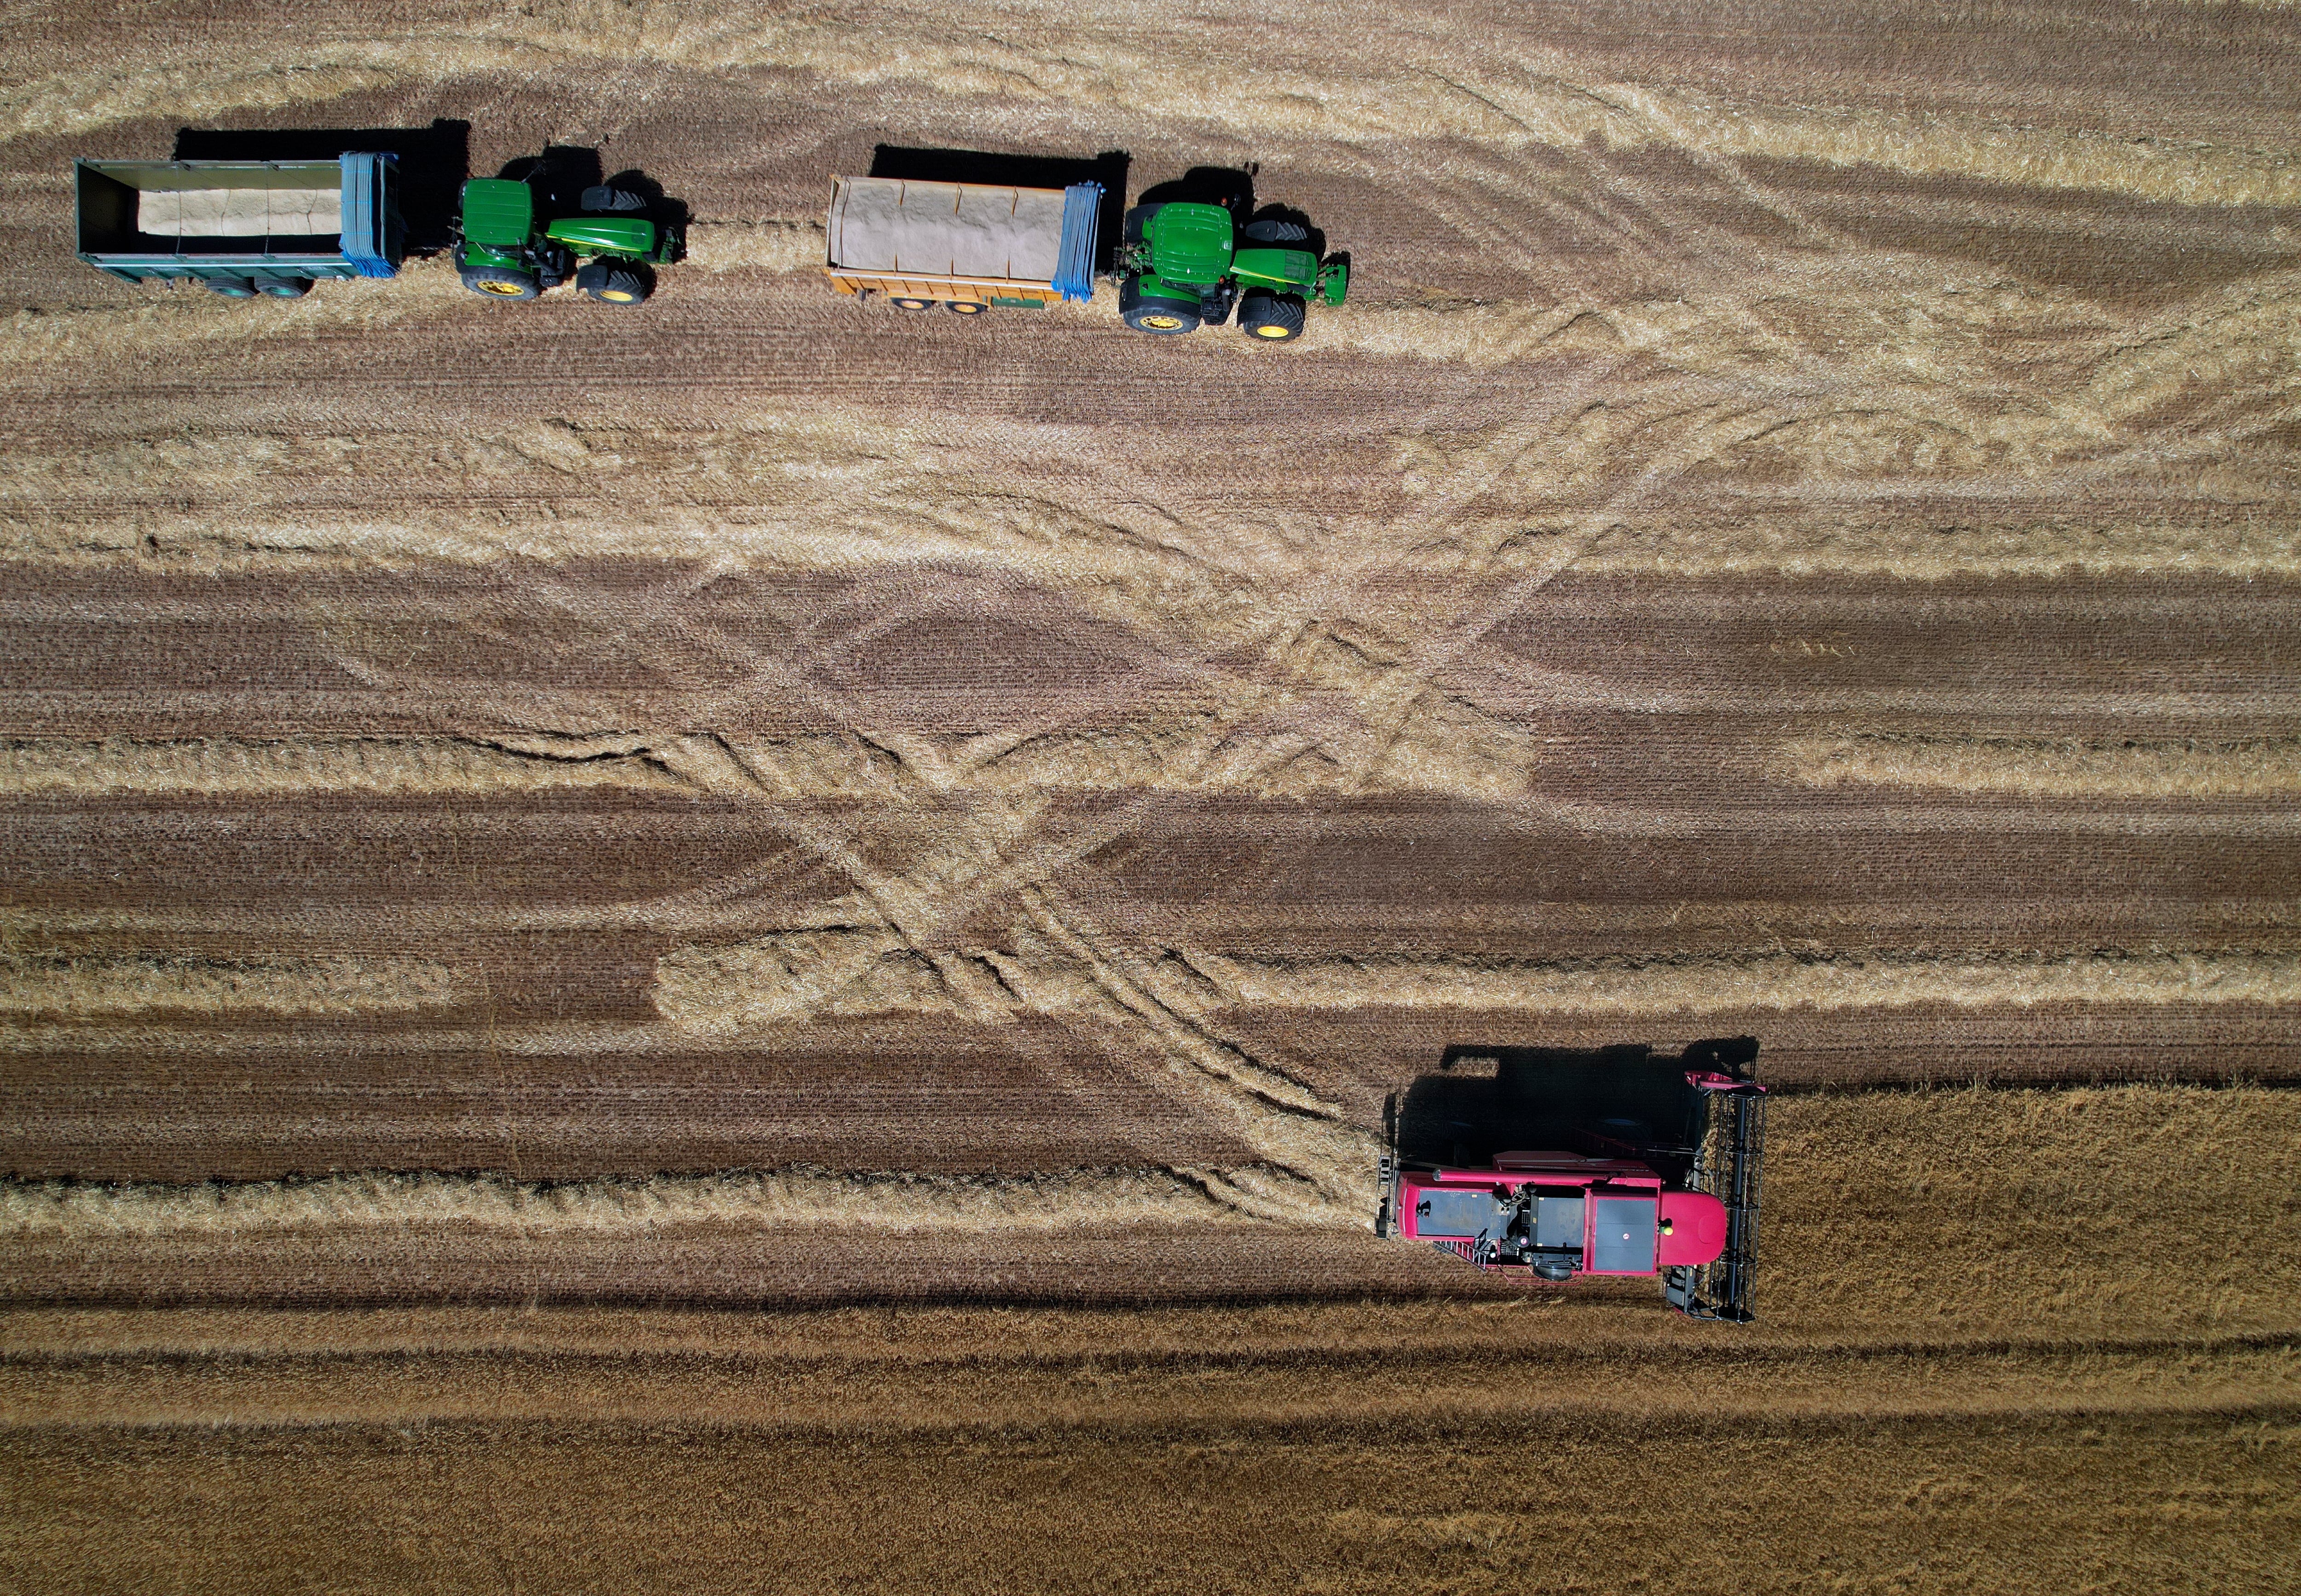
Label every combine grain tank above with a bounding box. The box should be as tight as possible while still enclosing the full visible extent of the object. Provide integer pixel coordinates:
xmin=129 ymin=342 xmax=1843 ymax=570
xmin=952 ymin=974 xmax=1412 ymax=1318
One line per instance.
xmin=73 ymin=154 xmax=403 ymax=298
xmin=1376 ymin=1037 xmax=1768 ymax=1321
xmin=822 ymin=175 xmax=1103 ymax=314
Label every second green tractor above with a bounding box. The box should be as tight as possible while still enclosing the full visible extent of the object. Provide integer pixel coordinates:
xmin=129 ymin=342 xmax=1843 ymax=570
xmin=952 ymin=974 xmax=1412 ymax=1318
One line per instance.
xmin=1117 ymin=201 xmax=1347 ymax=340
xmin=454 ymin=174 xmax=682 ymax=305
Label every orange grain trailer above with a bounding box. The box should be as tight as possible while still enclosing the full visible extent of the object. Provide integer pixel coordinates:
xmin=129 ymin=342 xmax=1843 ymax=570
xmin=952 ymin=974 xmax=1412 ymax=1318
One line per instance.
xmin=821 ymin=175 xmax=1102 ymax=314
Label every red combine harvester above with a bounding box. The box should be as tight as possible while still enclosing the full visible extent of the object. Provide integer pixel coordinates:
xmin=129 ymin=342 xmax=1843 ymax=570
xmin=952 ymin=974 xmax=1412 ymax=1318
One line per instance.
xmin=1375 ymin=1037 xmax=1768 ymax=1321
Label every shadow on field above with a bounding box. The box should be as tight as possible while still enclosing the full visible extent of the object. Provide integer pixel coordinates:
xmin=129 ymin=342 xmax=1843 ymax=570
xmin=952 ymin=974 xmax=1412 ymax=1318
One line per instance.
xmin=1135 ymin=162 xmax=1256 ymax=213
xmin=174 ymin=118 xmax=469 ymax=255
xmin=497 ymin=146 xmax=691 ymax=238
xmin=1391 ymin=1037 xmax=1759 ymax=1184
xmin=870 ymin=144 xmax=1131 ymax=272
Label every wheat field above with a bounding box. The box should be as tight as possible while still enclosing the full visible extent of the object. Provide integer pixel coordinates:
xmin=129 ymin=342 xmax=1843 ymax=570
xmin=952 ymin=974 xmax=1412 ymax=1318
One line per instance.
xmin=1 ymin=0 xmax=2298 ymax=1589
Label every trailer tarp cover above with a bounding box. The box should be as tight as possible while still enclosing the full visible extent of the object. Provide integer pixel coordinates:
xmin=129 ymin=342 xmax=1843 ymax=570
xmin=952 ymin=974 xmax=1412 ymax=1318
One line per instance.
xmin=339 ymin=153 xmax=398 ymax=277
xmin=829 ymin=177 xmax=1068 ymax=282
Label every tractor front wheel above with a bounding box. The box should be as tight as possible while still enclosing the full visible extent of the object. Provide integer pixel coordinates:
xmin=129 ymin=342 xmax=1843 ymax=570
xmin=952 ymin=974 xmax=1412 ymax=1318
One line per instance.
xmin=576 ymin=259 xmax=653 ymax=305
xmin=1120 ymin=275 xmax=1202 ymax=335
xmin=1238 ymin=291 xmax=1307 ymax=342
xmin=463 ymin=265 xmax=541 ymax=300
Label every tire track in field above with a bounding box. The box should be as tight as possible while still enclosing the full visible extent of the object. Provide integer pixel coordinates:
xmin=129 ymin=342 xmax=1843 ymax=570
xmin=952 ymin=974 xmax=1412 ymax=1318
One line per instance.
xmin=4 ymin=3 xmax=2297 ymax=1245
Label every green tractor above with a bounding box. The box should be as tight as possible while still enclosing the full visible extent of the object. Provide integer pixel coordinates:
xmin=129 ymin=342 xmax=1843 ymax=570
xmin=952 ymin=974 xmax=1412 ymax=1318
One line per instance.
xmin=1116 ymin=202 xmax=1347 ymax=341
xmin=453 ymin=175 xmax=682 ymax=304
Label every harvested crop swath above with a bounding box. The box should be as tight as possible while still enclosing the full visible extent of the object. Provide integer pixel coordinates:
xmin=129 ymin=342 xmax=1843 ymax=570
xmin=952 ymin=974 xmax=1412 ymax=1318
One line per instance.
xmin=0 ymin=953 xmax=468 ymax=1018
xmin=1783 ymin=734 xmax=2301 ymax=800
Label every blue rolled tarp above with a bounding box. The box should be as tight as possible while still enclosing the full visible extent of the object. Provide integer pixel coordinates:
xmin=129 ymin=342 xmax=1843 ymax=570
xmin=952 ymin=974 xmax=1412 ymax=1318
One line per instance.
xmin=1052 ymin=182 xmax=1102 ymax=302
xmin=338 ymin=152 xmax=399 ymax=278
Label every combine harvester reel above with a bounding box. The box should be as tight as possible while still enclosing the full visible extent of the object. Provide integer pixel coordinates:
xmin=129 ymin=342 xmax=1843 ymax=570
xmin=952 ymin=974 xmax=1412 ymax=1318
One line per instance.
xmin=1376 ymin=1037 xmax=1768 ymax=1322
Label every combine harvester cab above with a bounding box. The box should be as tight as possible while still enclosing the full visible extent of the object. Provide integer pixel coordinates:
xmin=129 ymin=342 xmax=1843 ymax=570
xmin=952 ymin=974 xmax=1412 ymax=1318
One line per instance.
xmin=1377 ymin=1038 xmax=1768 ymax=1322
xmin=73 ymin=153 xmax=403 ymax=298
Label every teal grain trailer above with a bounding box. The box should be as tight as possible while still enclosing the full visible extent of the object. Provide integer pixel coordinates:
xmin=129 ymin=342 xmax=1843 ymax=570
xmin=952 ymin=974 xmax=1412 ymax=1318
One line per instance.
xmin=73 ymin=152 xmax=403 ymax=298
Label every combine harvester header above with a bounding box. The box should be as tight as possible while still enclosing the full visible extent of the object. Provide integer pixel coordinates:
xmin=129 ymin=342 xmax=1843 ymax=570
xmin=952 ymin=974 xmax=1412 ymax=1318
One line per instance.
xmin=1377 ymin=1038 xmax=1768 ymax=1322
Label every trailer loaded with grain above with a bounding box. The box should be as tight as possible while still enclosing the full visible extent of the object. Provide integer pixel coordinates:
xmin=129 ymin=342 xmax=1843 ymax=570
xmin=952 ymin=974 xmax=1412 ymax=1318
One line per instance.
xmin=73 ymin=153 xmax=403 ymax=297
xmin=822 ymin=176 xmax=1104 ymax=314
xmin=822 ymin=174 xmax=1347 ymax=339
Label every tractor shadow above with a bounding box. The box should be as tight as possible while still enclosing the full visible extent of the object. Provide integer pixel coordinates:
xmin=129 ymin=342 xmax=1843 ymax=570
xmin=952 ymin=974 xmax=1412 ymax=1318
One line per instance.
xmin=497 ymin=146 xmax=690 ymax=242
xmin=870 ymin=145 xmax=1131 ymax=274
xmin=1390 ymin=1037 xmax=1759 ymax=1185
xmin=173 ymin=118 xmax=469 ymax=255
xmin=1135 ymin=163 xmax=1257 ymax=213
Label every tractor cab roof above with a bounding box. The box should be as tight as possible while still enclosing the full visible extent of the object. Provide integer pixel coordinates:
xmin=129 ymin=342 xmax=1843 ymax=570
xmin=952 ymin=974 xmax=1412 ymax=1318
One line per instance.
xmin=461 ymin=178 xmax=535 ymax=248
xmin=1146 ymin=202 xmax=1234 ymax=287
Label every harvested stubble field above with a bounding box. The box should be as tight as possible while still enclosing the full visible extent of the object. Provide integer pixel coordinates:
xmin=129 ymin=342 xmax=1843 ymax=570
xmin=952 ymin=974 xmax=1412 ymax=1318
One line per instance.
xmin=2 ymin=1 xmax=2300 ymax=1590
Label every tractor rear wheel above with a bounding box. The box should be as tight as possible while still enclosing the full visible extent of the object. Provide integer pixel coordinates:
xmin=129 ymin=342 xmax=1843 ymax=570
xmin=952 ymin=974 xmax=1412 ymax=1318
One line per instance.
xmin=463 ymin=265 xmax=541 ymax=300
xmin=1122 ymin=203 xmax=1164 ymax=245
xmin=576 ymin=259 xmax=652 ymax=305
xmin=205 ymin=276 xmax=256 ymax=299
xmin=890 ymin=296 xmax=937 ymax=311
xmin=1120 ymin=275 xmax=1202 ymax=335
xmin=1238 ymin=291 xmax=1307 ymax=341
xmin=1243 ymin=218 xmax=1310 ymax=244
xmin=580 ymin=185 xmax=648 ymax=213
